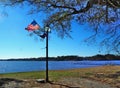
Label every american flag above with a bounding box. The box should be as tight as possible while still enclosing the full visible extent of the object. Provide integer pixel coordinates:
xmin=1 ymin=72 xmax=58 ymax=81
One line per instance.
xmin=25 ymin=20 xmax=40 ymax=31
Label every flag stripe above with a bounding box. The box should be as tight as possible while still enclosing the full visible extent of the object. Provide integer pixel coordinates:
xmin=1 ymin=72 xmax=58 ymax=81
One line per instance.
xmin=26 ymin=20 xmax=40 ymax=31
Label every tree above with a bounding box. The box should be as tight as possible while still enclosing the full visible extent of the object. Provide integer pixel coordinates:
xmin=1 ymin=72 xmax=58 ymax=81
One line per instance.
xmin=1 ymin=0 xmax=120 ymax=54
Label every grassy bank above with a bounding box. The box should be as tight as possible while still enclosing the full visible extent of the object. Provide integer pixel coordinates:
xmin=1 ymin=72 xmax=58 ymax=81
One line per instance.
xmin=0 ymin=66 xmax=120 ymax=81
xmin=0 ymin=66 xmax=120 ymax=87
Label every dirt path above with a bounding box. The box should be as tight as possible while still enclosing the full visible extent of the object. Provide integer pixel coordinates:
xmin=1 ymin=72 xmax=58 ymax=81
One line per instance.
xmin=58 ymin=77 xmax=116 ymax=88
xmin=0 ymin=78 xmax=116 ymax=88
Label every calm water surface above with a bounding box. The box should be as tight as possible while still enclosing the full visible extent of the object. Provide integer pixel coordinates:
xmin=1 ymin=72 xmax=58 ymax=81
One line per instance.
xmin=0 ymin=61 xmax=120 ymax=73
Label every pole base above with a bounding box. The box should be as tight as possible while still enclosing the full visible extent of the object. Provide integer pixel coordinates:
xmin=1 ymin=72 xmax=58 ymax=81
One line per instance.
xmin=36 ymin=79 xmax=45 ymax=83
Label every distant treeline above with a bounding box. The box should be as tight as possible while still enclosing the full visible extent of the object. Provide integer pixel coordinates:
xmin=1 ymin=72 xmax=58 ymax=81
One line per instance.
xmin=0 ymin=54 xmax=120 ymax=61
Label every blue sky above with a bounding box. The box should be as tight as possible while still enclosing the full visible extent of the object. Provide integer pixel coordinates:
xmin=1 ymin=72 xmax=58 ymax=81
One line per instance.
xmin=0 ymin=5 xmax=103 ymax=59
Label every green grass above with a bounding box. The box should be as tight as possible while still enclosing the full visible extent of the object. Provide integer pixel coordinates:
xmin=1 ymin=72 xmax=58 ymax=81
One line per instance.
xmin=0 ymin=66 xmax=120 ymax=82
xmin=1 ymin=66 xmax=120 ymax=88
xmin=0 ymin=69 xmax=81 ymax=81
xmin=0 ymin=71 xmax=46 ymax=79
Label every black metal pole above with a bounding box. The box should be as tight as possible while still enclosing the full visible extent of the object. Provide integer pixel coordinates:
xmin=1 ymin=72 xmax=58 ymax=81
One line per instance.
xmin=46 ymin=29 xmax=49 ymax=82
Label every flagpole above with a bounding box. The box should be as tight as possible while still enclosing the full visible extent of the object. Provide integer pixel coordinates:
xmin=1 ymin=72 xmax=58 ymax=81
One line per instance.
xmin=46 ymin=26 xmax=49 ymax=82
xmin=25 ymin=20 xmax=49 ymax=83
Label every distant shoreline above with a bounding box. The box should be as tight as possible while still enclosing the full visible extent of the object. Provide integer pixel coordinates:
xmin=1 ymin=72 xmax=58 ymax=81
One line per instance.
xmin=0 ymin=54 xmax=120 ymax=61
